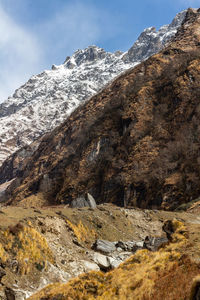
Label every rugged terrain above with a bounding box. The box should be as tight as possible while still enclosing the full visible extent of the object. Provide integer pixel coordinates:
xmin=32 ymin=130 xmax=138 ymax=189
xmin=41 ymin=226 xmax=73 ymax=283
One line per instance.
xmin=0 ymin=7 xmax=200 ymax=300
xmin=0 ymin=11 xmax=185 ymax=165
xmin=28 ymin=218 xmax=200 ymax=300
xmin=2 ymin=8 xmax=200 ymax=211
xmin=0 ymin=204 xmax=199 ymax=299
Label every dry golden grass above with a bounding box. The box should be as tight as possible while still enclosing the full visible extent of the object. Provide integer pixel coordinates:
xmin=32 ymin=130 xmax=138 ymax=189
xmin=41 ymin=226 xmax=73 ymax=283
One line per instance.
xmin=0 ymin=222 xmax=54 ymax=275
xmin=15 ymin=192 xmax=49 ymax=208
xmin=66 ymin=220 xmax=97 ymax=244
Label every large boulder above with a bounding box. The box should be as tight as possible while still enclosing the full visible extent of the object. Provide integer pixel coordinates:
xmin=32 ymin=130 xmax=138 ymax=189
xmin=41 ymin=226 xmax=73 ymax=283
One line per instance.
xmin=92 ymin=239 xmax=116 ymax=254
xmin=71 ymin=193 xmax=96 ymax=209
xmin=93 ymin=253 xmax=111 ymax=271
xmin=71 ymin=196 xmax=88 ymax=208
xmin=86 ymin=193 xmax=96 ymax=209
xmin=82 ymin=260 xmax=100 ymax=272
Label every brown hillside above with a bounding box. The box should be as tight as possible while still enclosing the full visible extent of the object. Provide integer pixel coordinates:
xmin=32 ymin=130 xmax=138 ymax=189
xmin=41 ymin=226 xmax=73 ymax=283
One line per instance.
xmin=4 ymin=8 xmax=200 ymax=209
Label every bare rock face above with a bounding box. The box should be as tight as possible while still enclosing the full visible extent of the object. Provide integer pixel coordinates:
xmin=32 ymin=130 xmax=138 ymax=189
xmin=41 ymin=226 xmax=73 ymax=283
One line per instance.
xmin=4 ymin=9 xmax=200 ymax=211
xmin=71 ymin=193 xmax=96 ymax=209
xmin=0 ymin=11 xmax=186 ymax=166
xmin=123 ymin=10 xmax=186 ymax=63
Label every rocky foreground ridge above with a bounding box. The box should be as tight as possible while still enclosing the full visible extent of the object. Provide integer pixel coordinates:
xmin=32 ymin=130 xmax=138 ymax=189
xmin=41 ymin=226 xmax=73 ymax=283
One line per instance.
xmin=0 ymin=10 xmax=186 ymax=165
xmin=0 ymin=204 xmax=199 ymax=299
xmin=29 ymin=217 xmax=200 ymax=300
xmin=3 ymin=8 xmax=200 ymax=211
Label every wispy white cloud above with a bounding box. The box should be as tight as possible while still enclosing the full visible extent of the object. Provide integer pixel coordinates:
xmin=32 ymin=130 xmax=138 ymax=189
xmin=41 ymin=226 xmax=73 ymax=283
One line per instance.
xmin=0 ymin=4 xmax=41 ymax=102
xmin=0 ymin=1 xmax=117 ymax=102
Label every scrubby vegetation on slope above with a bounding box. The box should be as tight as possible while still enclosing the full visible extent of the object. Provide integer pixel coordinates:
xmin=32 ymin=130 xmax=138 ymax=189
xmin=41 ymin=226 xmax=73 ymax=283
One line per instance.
xmin=0 ymin=222 xmax=54 ymax=275
xmin=66 ymin=220 xmax=97 ymax=244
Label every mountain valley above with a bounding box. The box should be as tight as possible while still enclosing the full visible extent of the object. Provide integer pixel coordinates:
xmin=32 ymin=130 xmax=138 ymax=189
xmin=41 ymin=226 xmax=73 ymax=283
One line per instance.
xmin=0 ymin=7 xmax=200 ymax=300
xmin=2 ymin=8 xmax=200 ymax=212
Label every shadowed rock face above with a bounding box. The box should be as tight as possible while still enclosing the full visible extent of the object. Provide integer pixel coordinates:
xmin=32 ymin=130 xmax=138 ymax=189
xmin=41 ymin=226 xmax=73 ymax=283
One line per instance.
xmin=0 ymin=139 xmax=41 ymax=185
xmin=4 ymin=9 xmax=200 ymax=210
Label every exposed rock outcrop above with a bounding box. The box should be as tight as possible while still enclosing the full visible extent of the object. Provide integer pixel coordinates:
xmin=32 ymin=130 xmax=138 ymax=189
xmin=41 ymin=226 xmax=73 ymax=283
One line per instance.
xmin=71 ymin=193 xmax=96 ymax=209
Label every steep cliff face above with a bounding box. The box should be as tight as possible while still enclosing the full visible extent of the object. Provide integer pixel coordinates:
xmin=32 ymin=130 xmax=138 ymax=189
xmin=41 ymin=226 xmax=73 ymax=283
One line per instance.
xmin=4 ymin=8 xmax=200 ymax=210
xmin=0 ymin=140 xmax=41 ymax=185
xmin=0 ymin=11 xmax=186 ymax=165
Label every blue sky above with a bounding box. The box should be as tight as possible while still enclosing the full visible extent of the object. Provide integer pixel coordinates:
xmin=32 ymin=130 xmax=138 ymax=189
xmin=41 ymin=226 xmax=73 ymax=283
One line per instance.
xmin=0 ymin=0 xmax=199 ymax=101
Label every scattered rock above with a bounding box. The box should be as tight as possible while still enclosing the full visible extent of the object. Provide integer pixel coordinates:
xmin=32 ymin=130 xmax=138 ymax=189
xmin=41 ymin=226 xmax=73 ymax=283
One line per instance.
xmin=107 ymin=257 xmax=121 ymax=269
xmin=82 ymin=261 xmax=100 ymax=272
xmin=92 ymin=239 xmax=116 ymax=254
xmin=93 ymin=252 xmax=128 ymax=271
xmin=93 ymin=253 xmax=111 ymax=271
xmin=116 ymin=247 xmax=123 ymax=252
xmin=143 ymin=236 xmax=168 ymax=251
xmin=116 ymin=240 xmax=144 ymax=252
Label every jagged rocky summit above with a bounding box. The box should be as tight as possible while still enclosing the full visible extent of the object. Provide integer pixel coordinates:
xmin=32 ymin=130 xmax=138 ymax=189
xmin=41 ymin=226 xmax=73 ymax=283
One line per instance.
xmin=0 ymin=10 xmax=186 ymax=165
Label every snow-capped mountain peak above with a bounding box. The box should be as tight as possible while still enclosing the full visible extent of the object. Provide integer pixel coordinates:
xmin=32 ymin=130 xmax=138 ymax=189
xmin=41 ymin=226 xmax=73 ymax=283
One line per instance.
xmin=0 ymin=10 xmax=186 ymax=164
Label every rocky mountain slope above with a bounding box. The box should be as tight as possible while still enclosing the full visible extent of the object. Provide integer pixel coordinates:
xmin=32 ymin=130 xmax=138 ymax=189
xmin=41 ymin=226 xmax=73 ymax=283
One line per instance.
xmin=0 ymin=11 xmax=186 ymax=165
xmin=3 ymin=8 xmax=200 ymax=211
